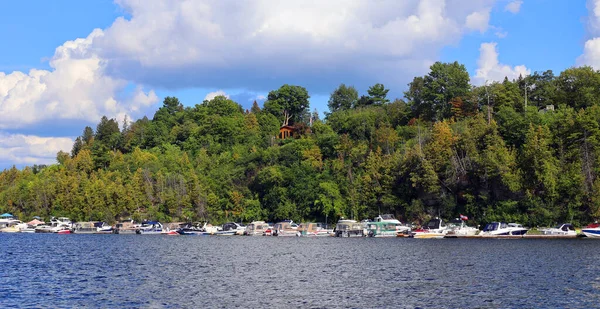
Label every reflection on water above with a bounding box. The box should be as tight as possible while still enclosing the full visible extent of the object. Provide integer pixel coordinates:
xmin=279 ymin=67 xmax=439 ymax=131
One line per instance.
xmin=1 ymin=234 xmax=599 ymax=308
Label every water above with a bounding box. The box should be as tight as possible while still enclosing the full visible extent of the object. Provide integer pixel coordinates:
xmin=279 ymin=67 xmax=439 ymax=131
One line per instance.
xmin=1 ymin=235 xmax=599 ymax=308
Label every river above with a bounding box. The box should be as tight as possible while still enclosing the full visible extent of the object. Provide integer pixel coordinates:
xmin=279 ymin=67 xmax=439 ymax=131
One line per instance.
xmin=1 ymin=234 xmax=598 ymax=308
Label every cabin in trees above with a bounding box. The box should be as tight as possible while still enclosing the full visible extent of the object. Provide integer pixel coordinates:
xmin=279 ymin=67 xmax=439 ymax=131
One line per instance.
xmin=278 ymin=125 xmax=295 ymax=139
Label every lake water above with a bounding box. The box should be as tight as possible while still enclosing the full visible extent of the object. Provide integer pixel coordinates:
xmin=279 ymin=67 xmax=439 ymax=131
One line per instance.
xmin=1 ymin=234 xmax=599 ymax=308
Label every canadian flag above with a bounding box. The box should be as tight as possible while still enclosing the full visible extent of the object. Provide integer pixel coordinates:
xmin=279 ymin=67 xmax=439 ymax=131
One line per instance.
xmin=460 ymin=214 xmax=468 ymax=221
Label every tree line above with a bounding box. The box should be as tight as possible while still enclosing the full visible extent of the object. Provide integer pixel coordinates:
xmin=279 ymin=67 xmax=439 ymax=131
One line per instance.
xmin=2 ymin=62 xmax=600 ymax=227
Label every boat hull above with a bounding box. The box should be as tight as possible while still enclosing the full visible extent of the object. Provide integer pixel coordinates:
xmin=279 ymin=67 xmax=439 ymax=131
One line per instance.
xmin=582 ymin=228 xmax=600 ymax=238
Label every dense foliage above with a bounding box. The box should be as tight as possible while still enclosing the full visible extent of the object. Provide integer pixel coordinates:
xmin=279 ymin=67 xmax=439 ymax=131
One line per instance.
xmin=3 ymin=65 xmax=600 ymax=227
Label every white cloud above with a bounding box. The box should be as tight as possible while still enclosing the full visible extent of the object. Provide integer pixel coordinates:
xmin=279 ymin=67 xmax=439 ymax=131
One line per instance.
xmin=504 ymin=1 xmax=523 ymax=14
xmin=204 ymin=90 xmax=229 ymax=101
xmin=474 ymin=42 xmax=530 ymax=85
xmin=0 ymin=133 xmax=73 ymax=166
xmin=93 ymin=0 xmax=496 ymax=92
xmin=465 ymin=9 xmax=491 ymax=33
xmin=0 ymin=29 xmax=158 ymax=129
xmin=579 ymin=1 xmax=600 ymax=68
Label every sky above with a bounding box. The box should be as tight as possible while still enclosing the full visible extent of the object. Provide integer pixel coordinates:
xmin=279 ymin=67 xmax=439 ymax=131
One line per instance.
xmin=0 ymin=0 xmax=597 ymax=168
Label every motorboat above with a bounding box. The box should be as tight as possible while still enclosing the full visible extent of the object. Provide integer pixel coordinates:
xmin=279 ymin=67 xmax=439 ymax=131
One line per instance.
xmin=334 ymin=219 xmax=365 ymax=237
xmin=136 ymin=221 xmax=164 ymax=234
xmin=297 ymin=222 xmax=333 ymax=237
xmin=95 ymin=222 xmax=113 ymax=233
xmin=176 ymin=222 xmax=209 ymax=235
xmin=409 ymin=218 xmax=450 ymax=239
xmin=273 ymin=220 xmax=299 ymax=236
xmin=376 ymin=214 xmax=411 ymax=234
xmin=215 ymin=222 xmax=246 ymax=235
xmin=540 ymin=223 xmax=577 ymax=236
xmin=113 ymin=219 xmax=140 ymax=234
xmin=0 ymin=220 xmax=28 ymax=233
xmin=366 ymin=214 xmax=411 ymax=237
xmin=21 ymin=219 xmax=44 ymax=233
xmin=35 ymin=217 xmax=72 ymax=233
xmin=582 ymin=223 xmax=600 ymax=238
xmin=479 ymin=222 xmax=528 ymax=236
xmin=243 ymin=221 xmax=271 ymax=236
xmin=445 ymin=218 xmax=479 ymax=237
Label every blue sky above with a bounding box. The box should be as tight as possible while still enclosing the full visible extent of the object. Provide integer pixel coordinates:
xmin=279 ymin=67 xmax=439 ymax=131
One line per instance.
xmin=0 ymin=0 xmax=597 ymax=168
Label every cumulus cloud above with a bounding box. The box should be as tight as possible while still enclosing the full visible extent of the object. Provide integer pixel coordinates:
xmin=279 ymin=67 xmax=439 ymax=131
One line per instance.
xmin=204 ymin=90 xmax=229 ymax=101
xmin=94 ymin=0 xmax=496 ymax=93
xmin=0 ymin=29 xmax=158 ymax=129
xmin=474 ymin=42 xmax=530 ymax=85
xmin=504 ymin=1 xmax=523 ymax=14
xmin=0 ymin=132 xmax=73 ymax=166
xmin=465 ymin=9 xmax=491 ymax=33
xmin=578 ymin=1 xmax=600 ymax=68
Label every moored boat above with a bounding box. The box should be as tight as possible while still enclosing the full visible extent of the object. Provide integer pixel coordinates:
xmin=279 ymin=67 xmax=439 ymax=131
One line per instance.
xmin=272 ymin=220 xmax=298 ymax=237
xmin=479 ymin=222 xmax=528 ymax=236
xmin=409 ymin=218 xmax=450 ymax=239
xmin=113 ymin=219 xmax=140 ymax=234
xmin=297 ymin=222 xmax=333 ymax=237
xmin=136 ymin=221 xmax=164 ymax=234
xmin=215 ymin=222 xmax=246 ymax=235
xmin=539 ymin=223 xmax=577 ymax=236
xmin=334 ymin=219 xmax=365 ymax=237
xmin=243 ymin=221 xmax=271 ymax=236
xmin=582 ymin=223 xmax=600 ymax=238
xmin=445 ymin=218 xmax=479 ymax=237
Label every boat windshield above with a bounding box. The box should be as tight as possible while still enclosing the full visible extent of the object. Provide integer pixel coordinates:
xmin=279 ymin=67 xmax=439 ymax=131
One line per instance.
xmin=483 ymin=222 xmax=499 ymax=232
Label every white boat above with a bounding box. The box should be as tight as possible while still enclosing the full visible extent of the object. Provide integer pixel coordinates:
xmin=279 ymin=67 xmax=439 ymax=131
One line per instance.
xmin=244 ymin=221 xmax=271 ymax=236
xmin=35 ymin=217 xmax=72 ymax=233
xmin=215 ymin=222 xmax=246 ymax=235
xmin=445 ymin=218 xmax=479 ymax=237
xmin=582 ymin=223 xmax=600 ymax=238
xmin=297 ymin=222 xmax=333 ymax=237
xmin=540 ymin=223 xmax=577 ymax=236
xmin=334 ymin=219 xmax=365 ymax=237
xmin=479 ymin=222 xmax=528 ymax=236
xmin=136 ymin=221 xmax=164 ymax=234
xmin=273 ymin=220 xmax=299 ymax=237
xmin=0 ymin=220 xmax=28 ymax=233
xmin=95 ymin=222 xmax=113 ymax=233
xmin=409 ymin=218 xmax=450 ymax=239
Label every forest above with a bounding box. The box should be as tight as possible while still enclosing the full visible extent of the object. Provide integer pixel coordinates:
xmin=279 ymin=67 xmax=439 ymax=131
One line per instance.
xmin=2 ymin=62 xmax=600 ymax=227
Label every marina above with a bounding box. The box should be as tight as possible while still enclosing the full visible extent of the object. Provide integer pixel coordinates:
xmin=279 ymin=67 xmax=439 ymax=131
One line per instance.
xmin=0 ymin=213 xmax=597 ymax=240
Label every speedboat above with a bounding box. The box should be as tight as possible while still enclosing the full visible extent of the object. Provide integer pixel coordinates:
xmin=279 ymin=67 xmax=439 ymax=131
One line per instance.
xmin=244 ymin=221 xmax=271 ymax=236
xmin=479 ymin=222 xmax=528 ymax=236
xmin=0 ymin=220 xmax=28 ymax=233
xmin=540 ymin=223 xmax=577 ymax=236
xmin=297 ymin=222 xmax=333 ymax=237
xmin=409 ymin=218 xmax=450 ymax=238
xmin=272 ymin=220 xmax=299 ymax=236
xmin=95 ymin=222 xmax=113 ymax=233
xmin=176 ymin=222 xmax=209 ymax=235
xmin=136 ymin=221 xmax=164 ymax=234
xmin=35 ymin=217 xmax=73 ymax=233
xmin=215 ymin=222 xmax=246 ymax=235
xmin=582 ymin=223 xmax=600 ymax=238
xmin=445 ymin=218 xmax=479 ymax=237
xmin=334 ymin=219 xmax=365 ymax=237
